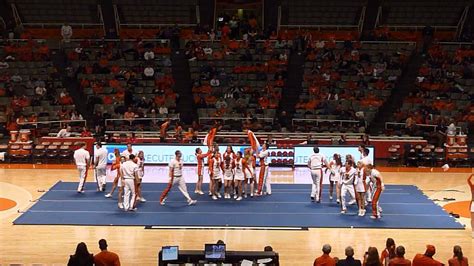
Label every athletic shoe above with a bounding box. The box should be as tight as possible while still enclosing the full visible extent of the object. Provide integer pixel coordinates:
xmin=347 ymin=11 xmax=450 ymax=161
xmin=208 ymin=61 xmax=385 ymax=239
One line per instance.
xmin=233 ymin=194 xmax=238 ymax=199
xmin=250 ymin=193 xmax=254 ymax=198
xmin=160 ymin=198 xmax=167 ymax=206
xmin=329 ymin=195 xmax=333 ymax=201
xmin=340 ymin=209 xmax=346 ymax=214
xmin=101 ymin=185 xmax=106 ymax=192
xmin=244 ymin=194 xmax=247 ymax=198
xmin=188 ymin=199 xmax=197 ymax=205
xmin=139 ymin=197 xmax=146 ymax=202
xmin=105 ymin=193 xmax=112 ymax=198
xmin=236 ymin=197 xmax=242 ymax=201
xmin=358 ymin=210 xmax=362 ymax=216
xmin=208 ymin=191 xmax=212 ymax=196
xmin=336 ymin=199 xmax=340 ymax=204
xmin=194 ymin=190 xmax=199 ymax=194
xmin=212 ymin=195 xmax=218 ymax=200
xmin=348 ymin=199 xmax=356 ymax=205
xmin=129 ymin=208 xmax=137 ymax=212
xmin=370 ymin=215 xmax=380 ymax=219
xmin=197 ymin=190 xmax=204 ymax=195
xmin=362 ymin=209 xmax=366 ymax=216
xmin=77 ymin=190 xmax=84 ymax=193
xmin=217 ymin=193 xmax=222 ymax=198
xmin=118 ymin=202 xmax=124 ymax=209
xmin=311 ymin=196 xmax=315 ymax=202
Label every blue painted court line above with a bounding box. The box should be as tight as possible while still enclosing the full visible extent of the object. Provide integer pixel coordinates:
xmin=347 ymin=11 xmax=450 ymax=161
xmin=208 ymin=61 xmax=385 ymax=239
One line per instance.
xmin=13 ymin=182 xmax=464 ymax=229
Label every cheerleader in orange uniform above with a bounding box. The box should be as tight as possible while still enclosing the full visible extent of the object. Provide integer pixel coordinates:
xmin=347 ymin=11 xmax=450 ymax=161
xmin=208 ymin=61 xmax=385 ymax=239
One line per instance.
xmin=194 ymin=147 xmax=208 ymax=195
xmin=105 ymin=149 xmax=123 ymax=207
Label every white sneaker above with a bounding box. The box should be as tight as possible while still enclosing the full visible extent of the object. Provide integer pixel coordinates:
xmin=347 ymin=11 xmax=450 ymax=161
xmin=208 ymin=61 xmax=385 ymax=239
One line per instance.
xmin=129 ymin=208 xmax=137 ymax=212
xmin=358 ymin=210 xmax=362 ymax=216
xmin=118 ymin=202 xmax=124 ymax=209
xmin=336 ymin=199 xmax=340 ymax=204
xmin=340 ymin=209 xmax=346 ymax=214
xmin=194 ymin=190 xmax=199 ymax=194
xmin=233 ymin=194 xmax=238 ymax=199
xmin=188 ymin=199 xmax=197 ymax=205
xmin=212 ymin=195 xmax=218 ymax=200
xmin=329 ymin=195 xmax=333 ymax=200
xmin=197 ymin=190 xmax=204 ymax=195
xmin=208 ymin=191 xmax=212 ymax=196
xmin=349 ymin=200 xmax=356 ymax=205
xmin=105 ymin=193 xmax=112 ymax=198
xmin=139 ymin=197 xmax=146 ymax=202
xmin=244 ymin=194 xmax=247 ymax=198
xmin=224 ymin=193 xmax=229 ymax=199
xmin=362 ymin=209 xmax=366 ymax=216
xmin=236 ymin=196 xmax=242 ymax=201
xmin=217 ymin=193 xmax=222 ymax=198
xmin=160 ymin=198 xmax=167 ymax=206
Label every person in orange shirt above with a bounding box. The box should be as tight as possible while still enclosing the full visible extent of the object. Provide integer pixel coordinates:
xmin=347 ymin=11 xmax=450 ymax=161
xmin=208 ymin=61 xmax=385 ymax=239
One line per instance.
xmin=93 ymin=239 xmax=120 ymax=266
xmin=80 ymin=127 xmax=92 ymax=137
xmin=194 ymin=147 xmax=209 ymax=195
xmin=160 ymin=119 xmax=170 ymax=142
xmin=388 ymin=246 xmax=411 ymax=266
xmin=448 ymin=245 xmax=468 ymax=266
xmin=469 ymin=174 xmax=474 ymax=238
xmin=105 ymin=149 xmax=124 ymax=209
xmin=314 ymin=244 xmax=336 ymax=266
xmin=412 ymin=245 xmax=443 ymax=266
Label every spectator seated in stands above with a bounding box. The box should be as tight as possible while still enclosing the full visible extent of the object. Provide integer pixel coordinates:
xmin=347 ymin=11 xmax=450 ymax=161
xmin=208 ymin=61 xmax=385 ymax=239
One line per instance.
xmin=57 ymin=126 xmax=72 ymax=138
xmin=448 ymin=245 xmax=468 ymax=266
xmin=94 ymin=239 xmax=121 ymax=266
xmin=412 ymin=245 xmax=443 ymax=266
xmin=389 ymin=246 xmax=411 ymax=266
xmin=68 ymin=242 xmax=94 ymax=266
xmin=336 ymin=246 xmax=361 ymax=266
xmin=314 ymin=244 xmax=336 ymax=266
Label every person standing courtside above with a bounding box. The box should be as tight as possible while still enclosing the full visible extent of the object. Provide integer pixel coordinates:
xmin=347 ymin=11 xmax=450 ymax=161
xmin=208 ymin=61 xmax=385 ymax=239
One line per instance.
xmin=160 ymin=150 xmax=197 ymax=206
xmin=120 ymin=154 xmax=139 ymax=211
xmin=308 ymin=147 xmax=329 ymax=203
xmin=94 ymin=142 xmax=108 ymax=191
xmin=74 ymin=143 xmax=90 ymax=193
xmin=256 ymin=143 xmax=271 ymax=196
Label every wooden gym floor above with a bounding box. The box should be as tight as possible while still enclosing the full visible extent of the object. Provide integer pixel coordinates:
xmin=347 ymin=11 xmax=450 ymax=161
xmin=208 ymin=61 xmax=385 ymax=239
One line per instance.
xmin=0 ymin=164 xmax=473 ymax=265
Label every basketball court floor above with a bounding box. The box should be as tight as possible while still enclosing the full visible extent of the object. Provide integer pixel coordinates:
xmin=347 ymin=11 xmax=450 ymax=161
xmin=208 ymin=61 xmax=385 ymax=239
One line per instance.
xmin=0 ymin=164 xmax=473 ymax=265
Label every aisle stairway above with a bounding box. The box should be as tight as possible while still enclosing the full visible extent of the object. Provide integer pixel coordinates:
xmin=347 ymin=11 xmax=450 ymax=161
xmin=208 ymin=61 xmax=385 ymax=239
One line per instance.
xmin=171 ymin=50 xmax=195 ymax=124
xmin=369 ymin=52 xmax=424 ymax=134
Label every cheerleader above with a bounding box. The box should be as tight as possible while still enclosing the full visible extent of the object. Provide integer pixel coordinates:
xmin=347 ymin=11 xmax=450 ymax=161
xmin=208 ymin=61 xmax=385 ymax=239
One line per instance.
xmin=328 ymin=153 xmax=343 ymax=203
xmin=209 ymin=151 xmax=223 ymax=200
xmin=355 ymin=160 xmax=367 ymax=216
xmin=340 ymin=159 xmax=357 ymax=214
xmin=194 ymin=147 xmax=209 ymax=195
xmin=243 ymin=148 xmax=257 ymax=198
xmin=105 ymin=149 xmax=124 ymax=208
xmin=234 ymin=151 xmax=247 ymax=201
xmin=222 ymin=155 xmax=235 ymax=199
xmin=365 ymin=164 xmax=384 ymax=219
xmin=135 ymin=150 xmax=146 ymax=203
xmin=223 ymin=145 xmax=235 ymax=160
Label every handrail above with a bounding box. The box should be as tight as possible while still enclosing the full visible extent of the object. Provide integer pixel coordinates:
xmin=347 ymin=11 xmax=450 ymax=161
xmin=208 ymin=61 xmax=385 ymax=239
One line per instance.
xmin=113 ymin=4 xmax=121 ymax=36
xmin=105 ymin=116 xmax=180 ymax=126
xmin=385 ymin=122 xmax=464 ymax=133
xmin=198 ymin=117 xmax=274 ymax=123
xmin=381 ymin=25 xmax=457 ymax=31
xmin=456 ymin=6 xmax=470 ymax=39
xmin=277 ymin=5 xmax=282 ymax=34
xmin=120 ymin=23 xmax=197 ymax=28
xmin=64 ymin=38 xmax=170 ymax=43
xmin=97 ymin=4 xmax=106 ymax=37
xmin=11 ymin=4 xmax=21 ymax=26
xmin=22 ymin=22 xmax=103 ymax=29
xmin=358 ymin=6 xmax=366 ymax=34
xmin=374 ymin=6 xmax=382 ymax=28
xmin=18 ymin=119 xmax=87 ymax=128
xmin=280 ymin=24 xmax=359 ymax=30
xmin=292 ymin=118 xmax=360 ymax=127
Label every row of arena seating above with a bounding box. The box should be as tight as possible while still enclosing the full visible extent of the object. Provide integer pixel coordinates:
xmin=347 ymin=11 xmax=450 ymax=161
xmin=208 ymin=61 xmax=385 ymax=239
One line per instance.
xmin=387 ymin=144 xmax=474 ymax=167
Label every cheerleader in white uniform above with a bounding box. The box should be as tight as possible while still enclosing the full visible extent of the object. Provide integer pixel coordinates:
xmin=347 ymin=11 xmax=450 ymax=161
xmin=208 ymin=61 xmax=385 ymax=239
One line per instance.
xmin=328 ymin=153 xmax=343 ymax=203
xmin=340 ymin=160 xmax=357 ymax=214
xmin=233 ymin=151 xmax=246 ymax=201
xmin=355 ymin=160 xmax=367 ymax=216
xmin=222 ymin=155 xmax=235 ymax=199
xmin=243 ymin=148 xmax=256 ymax=198
xmin=135 ymin=150 xmax=146 ymax=203
xmin=209 ymin=151 xmax=223 ymax=200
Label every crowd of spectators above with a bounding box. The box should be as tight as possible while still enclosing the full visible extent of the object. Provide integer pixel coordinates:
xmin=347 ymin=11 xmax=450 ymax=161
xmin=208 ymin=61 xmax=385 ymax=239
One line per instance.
xmin=393 ymin=42 xmax=474 ymax=137
xmin=313 ymin=239 xmax=468 ymax=266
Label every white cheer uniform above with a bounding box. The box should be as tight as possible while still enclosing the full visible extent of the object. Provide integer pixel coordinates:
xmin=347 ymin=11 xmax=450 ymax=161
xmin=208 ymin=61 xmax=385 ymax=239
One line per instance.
xmin=137 ymin=157 xmax=145 ymax=181
xmin=258 ymin=149 xmax=271 ymax=194
xmin=222 ymin=162 xmax=234 ymax=181
xmin=234 ymin=158 xmax=245 ymax=181
xmin=121 ymin=160 xmax=138 ymax=211
xmin=340 ymin=167 xmax=357 ymax=211
xmin=161 ymin=158 xmax=192 ymax=201
xmin=308 ymin=153 xmax=327 ymax=201
xmin=360 ymin=156 xmax=373 ymax=202
xmin=329 ymin=160 xmax=341 ymax=183
xmin=354 ymin=168 xmax=366 ymax=193
xmin=94 ymin=147 xmax=108 ymax=188
xmin=74 ymin=147 xmax=90 ymax=192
